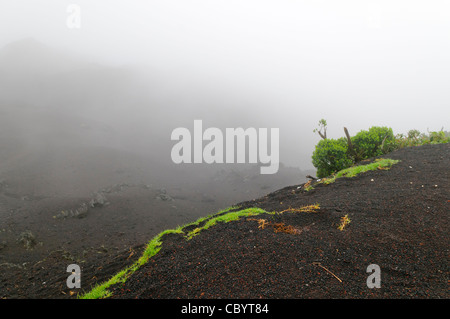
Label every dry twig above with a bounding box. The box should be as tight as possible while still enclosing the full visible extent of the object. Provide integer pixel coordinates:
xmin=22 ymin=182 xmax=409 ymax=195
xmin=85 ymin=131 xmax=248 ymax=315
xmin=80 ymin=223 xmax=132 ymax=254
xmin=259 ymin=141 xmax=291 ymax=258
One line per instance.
xmin=313 ymin=262 xmax=343 ymax=283
xmin=279 ymin=204 xmax=320 ymax=214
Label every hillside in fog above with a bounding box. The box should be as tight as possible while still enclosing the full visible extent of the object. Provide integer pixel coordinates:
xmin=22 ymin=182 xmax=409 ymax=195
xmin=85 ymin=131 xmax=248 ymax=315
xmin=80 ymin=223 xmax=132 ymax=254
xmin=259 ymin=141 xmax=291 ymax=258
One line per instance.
xmin=0 ymin=39 xmax=313 ymax=299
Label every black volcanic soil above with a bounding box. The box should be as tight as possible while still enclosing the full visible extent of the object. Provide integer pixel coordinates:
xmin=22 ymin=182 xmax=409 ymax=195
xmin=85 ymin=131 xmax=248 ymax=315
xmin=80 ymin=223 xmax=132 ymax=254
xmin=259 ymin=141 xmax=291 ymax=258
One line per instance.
xmin=109 ymin=143 xmax=449 ymax=299
xmin=2 ymin=144 xmax=449 ymax=298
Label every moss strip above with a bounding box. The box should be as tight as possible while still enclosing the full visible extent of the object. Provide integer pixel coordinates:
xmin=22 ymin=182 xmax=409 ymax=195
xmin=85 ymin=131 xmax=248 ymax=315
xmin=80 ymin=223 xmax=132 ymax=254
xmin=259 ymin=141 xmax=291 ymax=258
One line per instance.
xmin=321 ymin=158 xmax=400 ymax=185
xmin=79 ymin=206 xmax=272 ymax=299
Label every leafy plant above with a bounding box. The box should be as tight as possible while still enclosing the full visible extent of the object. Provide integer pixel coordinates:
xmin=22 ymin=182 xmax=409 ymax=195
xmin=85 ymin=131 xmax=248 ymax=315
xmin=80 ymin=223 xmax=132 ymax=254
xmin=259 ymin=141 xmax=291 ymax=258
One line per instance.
xmin=351 ymin=126 xmax=395 ymax=160
xmin=391 ymin=129 xmax=449 ymax=149
xmin=407 ymin=129 xmax=421 ymax=140
xmin=312 ymin=137 xmax=353 ymax=178
xmin=428 ymin=130 xmax=449 ymax=144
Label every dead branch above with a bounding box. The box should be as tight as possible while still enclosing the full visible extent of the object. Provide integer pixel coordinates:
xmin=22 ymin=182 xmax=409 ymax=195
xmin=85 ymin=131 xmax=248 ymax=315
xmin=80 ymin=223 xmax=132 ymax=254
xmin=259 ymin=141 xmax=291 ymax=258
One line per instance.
xmin=313 ymin=262 xmax=343 ymax=283
xmin=344 ymin=127 xmax=361 ymax=162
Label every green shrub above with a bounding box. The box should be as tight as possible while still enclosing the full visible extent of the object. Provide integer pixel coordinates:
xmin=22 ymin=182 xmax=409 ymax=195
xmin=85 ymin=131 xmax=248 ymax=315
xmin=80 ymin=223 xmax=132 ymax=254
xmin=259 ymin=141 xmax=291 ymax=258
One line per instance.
xmin=428 ymin=130 xmax=450 ymax=144
xmin=312 ymin=138 xmax=353 ymax=178
xmin=407 ymin=129 xmax=421 ymax=140
xmin=393 ymin=129 xmax=449 ymax=148
xmin=351 ymin=126 xmax=395 ymax=160
xmin=311 ymin=123 xmax=448 ymax=179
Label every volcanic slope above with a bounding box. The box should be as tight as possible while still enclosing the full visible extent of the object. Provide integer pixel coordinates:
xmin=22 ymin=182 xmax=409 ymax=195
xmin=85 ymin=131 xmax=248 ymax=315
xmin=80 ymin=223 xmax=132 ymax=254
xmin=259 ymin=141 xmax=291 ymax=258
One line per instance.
xmin=97 ymin=143 xmax=449 ymax=298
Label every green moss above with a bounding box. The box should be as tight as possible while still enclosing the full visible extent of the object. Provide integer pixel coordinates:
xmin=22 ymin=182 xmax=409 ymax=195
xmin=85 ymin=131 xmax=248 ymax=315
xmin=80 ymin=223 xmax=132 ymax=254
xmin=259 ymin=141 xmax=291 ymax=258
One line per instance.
xmin=185 ymin=207 xmax=272 ymax=240
xmin=321 ymin=158 xmax=400 ymax=185
xmin=79 ymin=206 xmax=272 ymax=299
xmin=79 ymin=227 xmax=183 ymax=299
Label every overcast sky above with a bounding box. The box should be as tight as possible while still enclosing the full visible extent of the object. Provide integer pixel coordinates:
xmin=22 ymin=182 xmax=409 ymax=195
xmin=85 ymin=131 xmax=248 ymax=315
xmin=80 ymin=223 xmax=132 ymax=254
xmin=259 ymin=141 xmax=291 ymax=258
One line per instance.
xmin=1 ymin=0 xmax=449 ymax=167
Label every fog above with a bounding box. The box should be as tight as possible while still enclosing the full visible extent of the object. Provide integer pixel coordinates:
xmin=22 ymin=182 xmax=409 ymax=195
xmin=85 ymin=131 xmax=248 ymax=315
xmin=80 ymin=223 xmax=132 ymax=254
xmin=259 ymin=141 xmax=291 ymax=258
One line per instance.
xmin=2 ymin=1 xmax=450 ymax=167
xmin=0 ymin=1 xmax=449 ymax=267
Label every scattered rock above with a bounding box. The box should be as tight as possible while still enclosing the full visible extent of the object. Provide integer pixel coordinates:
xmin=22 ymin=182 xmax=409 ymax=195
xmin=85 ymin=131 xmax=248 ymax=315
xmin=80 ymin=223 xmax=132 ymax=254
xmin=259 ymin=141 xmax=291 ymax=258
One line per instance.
xmin=18 ymin=231 xmax=37 ymax=250
xmin=53 ymin=181 xmax=154 ymax=220
xmin=54 ymin=202 xmax=89 ymax=219
xmin=155 ymin=188 xmax=174 ymax=201
xmin=89 ymin=192 xmax=109 ymax=208
xmin=156 ymin=193 xmax=173 ymax=201
xmin=74 ymin=203 xmax=89 ymax=218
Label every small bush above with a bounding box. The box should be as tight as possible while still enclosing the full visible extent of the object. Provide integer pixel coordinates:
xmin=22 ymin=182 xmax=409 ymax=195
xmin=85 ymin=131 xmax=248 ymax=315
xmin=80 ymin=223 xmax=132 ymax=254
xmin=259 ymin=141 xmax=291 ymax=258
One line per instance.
xmin=428 ymin=130 xmax=450 ymax=144
xmin=312 ymin=138 xmax=353 ymax=178
xmin=351 ymin=126 xmax=395 ymax=160
xmin=392 ymin=129 xmax=449 ymax=148
xmin=310 ymin=121 xmax=448 ymax=179
xmin=407 ymin=129 xmax=421 ymax=140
